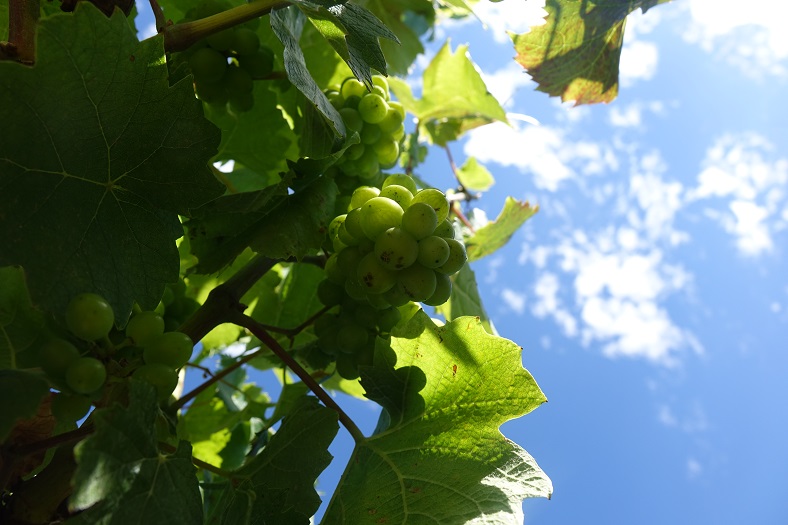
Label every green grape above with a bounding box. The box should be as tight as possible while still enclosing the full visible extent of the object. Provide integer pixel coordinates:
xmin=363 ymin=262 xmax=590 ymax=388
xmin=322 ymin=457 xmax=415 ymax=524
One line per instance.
xmin=344 ymin=276 xmax=367 ymax=301
xmin=337 ymin=246 xmax=365 ymax=276
xmin=133 ymin=363 xmax=179 ymax=403
xmin=365 ymin=292 xmax=391 ymax=310
xmin=388 ymin=100 xmax=405 ymax=120
xmin=39 ymin=338 xmax=81 ymax=379
xmin=358 ymin=93 xmax=389 ymax=124
xmin=240 ymin=47 xmax=274 ymax=78
xmin=206 ymin=28 xmax=234 ymax=51
xmin=346 ymin=143 xmax=365 ymax=161
xmin=344 ymin=208 xmax=366 ymax=240
xmin=340 ymin=78 xmax=366 ymax=100
xmin=357 ymin=252 xmax=397 ymax=294
xmin=353 ymin=307 xmax=378 ymax=330
xmin=397 ymin=264 xmax=437 ymax=303
xmin=360 ymin=197 xmax=404 ymax=240
xmin=65 ymin=293 xmax=114 ymax=341
xmin=126 ymin=311 xmax=165 ymax=347
xmin=328 ymin=214 xmax=347 ymax=241
xmin=355 ymin=148 xmax=380 ymax=180
xmin=224 ymin=65 xmax=253 ymax=96
xmin=339 ymin=107 xmax=364 ymax=133
xmin=433 ymin=218 xmax=455 ymax=239
xmin=401 ymin=202 xmax=438 ymax=240
xmin=317 ymin=279 xmax=345 ymax=306
xmin=189 ymin=47 xmax=227 ymax=83
xmin=328 ymin=91 xmax=345 ymax=110
xmin=379 ymin=184 xmax=413 ymax=210
xmin=335 ymin=352 xmax=360 ymax=380
xmin=338 ymin=222 xmax=361 ymax=246
xmin=373 ymin=138 xmax=400 ymax=168
xmin=195 ymin=80 xmax=228 ymax=105
xmin=65 ymin=357 xmax=107 ymax=394
xmin=371 ymin=74 xmax=389 ymax=93
xmin=343 ymin=95 xmax=361 ymax=110
xmin=314 ymin=313 xmax=337 ymax=338
xmin=376 ymin=306 xmax=401 ymax=332
xmin=382 ymin=174 xmax=418 ymax=194
xmin=382 ymin=281 xmax=411 ymax=307
xmin=349 ymin=186 xmax=380 ymax=209
xmin=417 ymin=235 xmax=450 ymax=269
xmin=325 ymin=254 xmax=346 ymax=284
xmin=370 ymin=85 xmax=388 ymax=100
xmin=162 ymin=286 xmax=175 ymax=306
xmin=360 ymin=124 xmax=381 ymax=145
xmin=232 ymin=27 xmax=260 ymax=55
xmin=435 ymin=238 xmax=468 ymax=275
xmin=392 ymin=123 xmax=406 ymax=141
xmin=412 ymin=189 xmax=450 ymax=223
xmin=337 ymin=322 xmax=368 ymax=353
xmin=424 ymin=272 xmax=453 ymax=306
xmin=378 ymin=107 xmax=404 ymax=134
xmin=229 ymin=92 xmax=254 ymax=113
xmin=143 ymin=332 xmax=194 ymax=369
xmin=374 ymin=227 xmax=418 ymax=270
xmin=51 ymin=393 xmax=92 ymax=422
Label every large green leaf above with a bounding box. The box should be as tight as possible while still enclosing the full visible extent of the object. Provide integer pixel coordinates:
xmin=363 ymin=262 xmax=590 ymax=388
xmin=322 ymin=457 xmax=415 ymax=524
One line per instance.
xmin=69 ymin=381 xmax=203 ymax=523
xmin=0 ymin=370 xmax=50 ymax=442
xmin=322 ymin=312 xmax=551 ymax=523
xmin=0 ymin=4 xmax=223 ymax=320
xmin=434 ymin=265 xmax=496 ymax=335
xmin=389 ymin=41 xmax=508 ymax=145
xmin=361 ymin=0 xmax=433 ymax=76
xmin=0 ymin=266 xmax=48 ymax=369
xmin=210 ymin=396 xmax=338 ymax=525
xmin=511 ymin=0 xmax=672 ymax=104
xmin=465 ymin=197 xmax=538 ymax=262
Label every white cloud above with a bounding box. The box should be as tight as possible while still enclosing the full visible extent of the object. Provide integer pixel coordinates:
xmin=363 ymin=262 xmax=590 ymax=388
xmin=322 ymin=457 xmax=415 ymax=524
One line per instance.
xmin=609 ymin=101 xmax=666 ymax=128
xmin=464 ymin=122 xmax=618 ymax=192
xmin=500 ymin=289 xmax=527 ymax=315
xmin=531 ymin=272 xmax=578 ymax=337
xmin=687 ymin=458 xmax=703 ymax=479
xmin=683 ymin=0 xmax=788 ymax=77
xmin=480 ymin=63 xmax=535 ymax=109
xmin=473 ymin=0 xmax=548 ymax=43
xmin=657 ymin=405 xmax=678 ymax=427
xmin=619 ymin=40 xmax=659 ymax=87
xmin=687 ymin=133 xmax=788 ymax=256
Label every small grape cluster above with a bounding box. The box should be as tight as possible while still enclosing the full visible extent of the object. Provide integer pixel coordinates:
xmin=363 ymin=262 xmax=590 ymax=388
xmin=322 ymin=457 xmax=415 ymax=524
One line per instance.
xmin=33 ymin=293 xmax=195 ymax=424
xmin=156 ymin=280 xmax=200 ymax=332
xmin=178 ymin=0 xmax=274 ymax=113
xmin=326 ymin=76 xmax=406 ymax=184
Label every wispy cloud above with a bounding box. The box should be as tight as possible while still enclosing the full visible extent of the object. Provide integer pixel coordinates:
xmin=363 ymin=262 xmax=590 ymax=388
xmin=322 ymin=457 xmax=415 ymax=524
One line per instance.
xmin=500 ymin=289 xmax=527 ymax=315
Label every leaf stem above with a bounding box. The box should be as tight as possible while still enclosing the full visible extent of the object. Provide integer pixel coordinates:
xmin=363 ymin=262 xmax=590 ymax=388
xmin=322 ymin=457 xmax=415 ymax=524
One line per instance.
xmin=7 ymin=423 xmax=95 ymax=458
xmin=162 ymin=0 xmax=290 ymax=53
xmin=229 ymin=311 xmax=366 ymax=443
xmin=4 ymin=0 xmax=39 ymax=64
xmin=158 ymin=441 xmax=233 ymax=478
xmin=148 ymin=0 xmax=168 ymax=33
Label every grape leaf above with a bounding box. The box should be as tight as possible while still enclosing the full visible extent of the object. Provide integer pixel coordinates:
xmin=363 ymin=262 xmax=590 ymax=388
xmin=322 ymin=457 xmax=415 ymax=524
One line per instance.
xmin=271 ymin=6 xmax=347 ymax=137
xmin=389 ymin=41 xmax=508 ymax=145
xmin=434 ymin=265 xmax=496 ymax=335
xmin=457 ymin=156 xmax=495 ymax=191
xmin=359 ymin=0 xmax=434 ymax=76
xmin=0 ymin=370 xmax=50 ymax=442
xmin=322 ymin=312 xmax=551 ymax=523
xmin=0 ymin=266 xmax=48 ymax=369
xmin=0 ymin=4 xmax=223 ymax=320
xmin=465 ymin=197 xmax=538 ymax=261
xmin=210 ymin=396 xmax=338 ymax=525
xmin=69 ymin=381 xmax=203 ymax=523
xmin=511 ymin=0 xmax=672 ymax=105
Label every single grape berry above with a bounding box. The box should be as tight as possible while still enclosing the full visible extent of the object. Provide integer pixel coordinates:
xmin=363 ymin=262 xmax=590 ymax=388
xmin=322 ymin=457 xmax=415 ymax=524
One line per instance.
xmin=424 ymin=272 xmax=453 ymax=307
xmin=358 ymin=93 xmax=389 ymax=124
xmin=350 ymin=186 xmax=380 ymax=209
xmin=397 ymin=264 xmax=437 ymax=303
xmin=417 ymin=236 xmax=451 ymax=269
xmin=240 ymin=47 xmax=274 ymax=78
xmin=401 ymin=202 xmax=438 ymax=240
xmin=359 ymin=197 xmax=405 ymax=240
xmin=433 ymin=219 xmax=455 ymax=239
xmin=126 ymin=311 xmax=165 ymax=347
xmin=357 ymin=252 xmax=397 ymax=294
xmin=65 ymin=293 xmax=114 ymax=341
xmin=232 ymin=27 xmax=260 ymax=55
xmin=382 ymin=174 xmax=418 ymax=194
xmin=189 ymin=47 xmax=227 ymax=83
xmin=412 ymin=189 xmax=450 ymax=223
xmin=374 ymin=227 xmax=418 ymax=270
xmin=318 ymin=279 xmax=345 ymax=307
xmin=224 ymin=65 xmax=254 ymax=96
xmin=65 ymin=357 xmax=107 ymax=394
xmin=340 ymin=78 xmax=366 ymax=100
xmin=133 ymin=363 xmax=179 ymax=402
xmin=339 ymin=108 xmax=364 ymax=133
xmin=143 ymin=332 xmax=194 ymax=369
xmin=38 ymin=338 xmax=81 ymax=379
xmin=435 ymin=238 xmax=468 ymax=275
xmin=379 ymin=184 xmax=413 ymax=210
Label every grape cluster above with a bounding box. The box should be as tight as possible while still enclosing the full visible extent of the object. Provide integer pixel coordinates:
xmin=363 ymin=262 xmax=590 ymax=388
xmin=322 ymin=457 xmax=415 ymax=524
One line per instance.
xmin=178 ymin=0 xmax=274 ymax=113
xmin=33 ymin=292 xmax=196 ymax=424
xmin=156 ymin=280 xmax=200 ymax=332
xmin=326 ymin=76 xmax=406 ymax=185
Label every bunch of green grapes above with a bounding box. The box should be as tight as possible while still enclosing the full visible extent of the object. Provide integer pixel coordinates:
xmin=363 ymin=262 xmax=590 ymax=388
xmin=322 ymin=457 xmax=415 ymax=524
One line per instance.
xmin=325 ymin=76 xmax=406 ymax=185
xmin=177 ymin=0 xmax=274 ymax=113
xmin=327 ymin=173 xmax=467 ymax=309
xmin=309 ymin=280 xmax=402 ymax=380
xmin=155 ymin=280 xmax=200 ymax=332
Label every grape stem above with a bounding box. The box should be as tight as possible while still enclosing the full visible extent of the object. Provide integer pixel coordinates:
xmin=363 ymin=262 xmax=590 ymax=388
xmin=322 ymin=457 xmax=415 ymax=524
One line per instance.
xmin=162 ymin=0 xmax=290 ymax=53
xmin=228 ymin=311 xmax=366 ymax=444
xmin=1 ymin=0 xmax=39 ymax=63
xmin=148 ymin=0 xmax=167 ymax=33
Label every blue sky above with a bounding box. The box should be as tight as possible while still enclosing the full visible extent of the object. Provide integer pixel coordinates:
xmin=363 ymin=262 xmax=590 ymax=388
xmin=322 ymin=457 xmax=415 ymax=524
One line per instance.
xmin=134 ymin=0 xmax=788 ymax=522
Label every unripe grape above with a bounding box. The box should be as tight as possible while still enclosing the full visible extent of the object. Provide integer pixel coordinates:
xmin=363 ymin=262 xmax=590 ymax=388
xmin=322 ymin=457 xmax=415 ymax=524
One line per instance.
xmin=373 ymin=138 xmax=400 ymax=168
xmin=51 ymin=393 xmax=92 ymax=422
xmin=340 ymin=78 xmax=366 ymax=100
xmin=365 ymin=292 xmax=391 ymax=310
xmin=391 ymin=123 xmax=406 ymax=141
xmin=371 ymin=74 xmax=389 ymax=93
xmin=376 ymin=306 xmax=401 ymax=332
xmin=339 ymin=108 xmax=364 ymax=133
xmin=327 ymin=90 xmax=344 ymax=110
xmin=328 ymin=214 xmax=347 ymax=241
xmin=338 ymin=222 xmax=361 ymax=246
xmin=355 ymin=148 xmax=380 ymax=180
xmin=435 ymin=238 xmax=468 ymax=275
xmin=360 ymin=197 xmax=404 ymax=240
xmin=39 ymin=338 xmax=81 ymax=379
xmin=126 ymin=311 xmax=165 ymax=347
xmin=337 ymin=246 xmax=365 ymax=276
xmin=374 ymin=227 xmax=418 ymax=270
xmin=353 ymin=307 xmax=378 ymax=330
xmin=65 ymin=357 xmax=107 ymax=394
xmin=342 ymin=95 xmax=361 ymax=110
xmin=206 ymin=29 xmax=234 ymax=51
xmin=424 ymin=272 xmax=452 ymax=306
xmin=344 ymin=276 xmax=367 ymax=301
xmin=65 ymin=293 xmax=115 ymax=341
xmin=232 ymin=28 xmax=260 ymax=55
xmin=349 ymin=186 xmax=380 ymax=209
xmin=383 ymin=283 xmax=411 ymax=307
xmin=335 ymin=352 xmax=360 ymax=380
xmin=337 ymin=322 xmax=368 ymax=353
xmin=358 ymin=93 xmax=389 ymax=124
xmin=357 ymin=252 xmax=397 ymax=294
xmin=133 ymin=363 xmax=179 ymax=403
xmin=397 ymin=264 xmax=437 ymax=303
xmin=195 ymin=80 xmax=228 ymax=105
xmin=379 ymin=184 xmax=413 ymax=210
xmin=224 ymin=65 xmax=253 ymax=96
xmin=344 ymin=208 xmax=366 ymax=240
xmin=433 ymin=219 xmax=455 ymax=239
xmin=325 ymin=254 xmax=345 ymax=284
xmin=317 ymin=279 xmax=345 ymax=306
xmin=143 ymin=332 xmax=194 ymax=369
xmin=388 ymin=100 xmax=405 ymax=120
xmin=346 ymin=143 xmax=365 ymax=161
xmin=360 ymin=124 xmax=381 ymax=145
xmin=401 ymin=202 xmax=438 ymax=240
xmin=189 ymin=48 xmax=227 ymax=83
xmin=370 ymin=85 xmax=388 ymax=100
xmin=412 ymin=189 xmax=450 ymax=223
xmin=240 ymin=47 xmax=274 ymax=78
xmin=416 ymin=236 xmax=450 ymax=268
xmin=383 ymin=174 xmax=418 ymax=194
xmin=378 ymin=107 xmax=404 ymax=134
